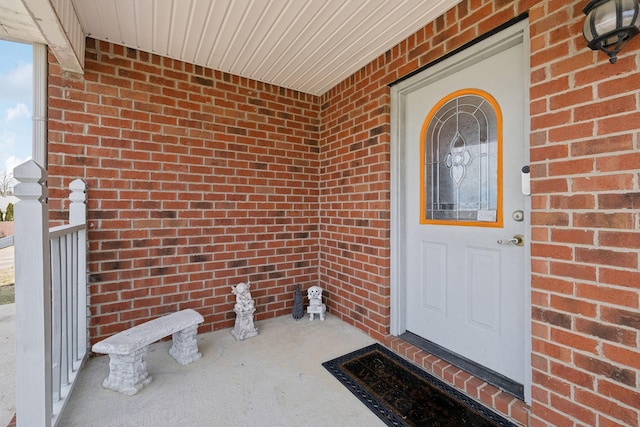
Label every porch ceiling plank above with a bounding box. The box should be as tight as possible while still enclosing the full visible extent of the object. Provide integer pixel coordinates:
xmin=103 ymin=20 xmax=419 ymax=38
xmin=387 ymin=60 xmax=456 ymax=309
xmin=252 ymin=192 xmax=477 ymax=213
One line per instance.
xmin=205 ymin=0 xmax=251 ymax=70
xmin=73 ymin=0 xmax=118 ymax=45
xmin=171 ymin=0 xmax=215 ymax=64
xmin=2 ymin=0 xmax=464 ymax=94
xmin=111 ymin=0 xmax=140 ymax=50
xmin=226 ymin=1 xmax=283 ymax=78
xmin=220 ymin=0 xmax=296 ymax=75
xmin=244 ymin=2 xmax=328 ymax=81
xmin=165 ymin=0 xmax=197 ymax=62
xmin=150 ymin=0 xmax=172 ymax=55
xmin=244 ymin=0 xmax=341 ymax=80
xmin=189 ymin=0 xmax=233 ymax=66
xmin=280 ymin=0 xmax=393 ymax=93
xmin=235 ymin=0 xmax=314 ymax=80
xmin=298 ymin=0 xmax=464 ymax=95
xmin=255 ymin=0 xmax=359 ymax=84
xmin=68 ymin=0 xmax=462 ymax=95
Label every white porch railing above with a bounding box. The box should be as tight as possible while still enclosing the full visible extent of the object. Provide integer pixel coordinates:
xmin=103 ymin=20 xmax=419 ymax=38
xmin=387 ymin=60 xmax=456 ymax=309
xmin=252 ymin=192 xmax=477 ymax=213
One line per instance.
xmin=13 ymin=160 xmax=88 ymax=427
xmin=0 ymin=234 xmax=13 ymax=250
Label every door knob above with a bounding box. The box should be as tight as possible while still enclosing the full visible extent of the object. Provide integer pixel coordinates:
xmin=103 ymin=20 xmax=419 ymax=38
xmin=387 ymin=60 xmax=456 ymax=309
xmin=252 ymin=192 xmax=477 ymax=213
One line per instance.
xmin=497 ymin=234 xmax=524 ymax=246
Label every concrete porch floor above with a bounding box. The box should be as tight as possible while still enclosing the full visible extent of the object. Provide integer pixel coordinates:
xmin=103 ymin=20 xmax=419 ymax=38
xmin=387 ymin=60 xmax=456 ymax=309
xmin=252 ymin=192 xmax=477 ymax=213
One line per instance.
xmin=59 ymin=314 xmax=383 ymax=426
xmin=2 ymin=304 xmax=530 ymax=426
xmin=1 ymin=307 xmax=384 ymax=426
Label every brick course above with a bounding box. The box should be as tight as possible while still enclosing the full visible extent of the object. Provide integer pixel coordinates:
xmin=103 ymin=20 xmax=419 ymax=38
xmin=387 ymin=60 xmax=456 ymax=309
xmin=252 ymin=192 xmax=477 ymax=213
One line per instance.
xmin=48 ymin=39 xmax=320 ymax=340
xmin=529 ymin=0 xmax=639 ymax=425
xmin=317 ymin=0 xmax=639 ymax=426
xmin=48 ymin=0 xmax=640 ymax=426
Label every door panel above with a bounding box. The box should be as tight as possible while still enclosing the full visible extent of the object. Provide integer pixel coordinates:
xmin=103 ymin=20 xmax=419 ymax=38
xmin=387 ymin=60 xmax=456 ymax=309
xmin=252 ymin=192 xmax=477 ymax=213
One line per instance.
xmin=467 ymin=247 xmax=500 ymax=332
xmin=402 ymin=28 xmax=527 ymax=385
xmin=420 ymin=241 xmax=447 ymax=314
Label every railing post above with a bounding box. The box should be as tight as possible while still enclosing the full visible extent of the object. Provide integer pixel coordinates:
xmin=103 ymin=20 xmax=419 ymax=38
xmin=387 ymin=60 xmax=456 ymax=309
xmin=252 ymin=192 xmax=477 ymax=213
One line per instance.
xmin=13 ymin=160 xmax=52 ymax=427
xmin=68 ymin=179 xmax=86 ymax=226
xmin=69 ymin=179 xmax=87 ymax=357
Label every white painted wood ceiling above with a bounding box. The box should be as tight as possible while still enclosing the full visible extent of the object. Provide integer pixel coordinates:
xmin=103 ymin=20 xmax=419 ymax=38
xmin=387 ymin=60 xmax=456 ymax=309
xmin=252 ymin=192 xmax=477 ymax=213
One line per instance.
xmin=0 ymin=0 xmax=461 ymax=95
xmin=71 ymin=0 xmax=461 ymax=95
xmin=0 ymin=0 xmax=48 ymax=44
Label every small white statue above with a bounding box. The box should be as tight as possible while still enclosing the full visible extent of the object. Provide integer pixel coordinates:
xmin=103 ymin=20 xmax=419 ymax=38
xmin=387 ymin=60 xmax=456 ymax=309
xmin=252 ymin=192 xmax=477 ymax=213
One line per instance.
xmin=306 ymin=285 xmax=326 ymax=321
xmin=232 ymin=282 xmax=255 ymax=312
xmin=231 ymin=282 xmax=258 ymax=341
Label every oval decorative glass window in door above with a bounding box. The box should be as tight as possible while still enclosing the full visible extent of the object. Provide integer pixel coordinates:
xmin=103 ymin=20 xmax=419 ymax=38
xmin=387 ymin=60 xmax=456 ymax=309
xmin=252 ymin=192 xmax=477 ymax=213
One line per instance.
xmin=420 ymin=89 xmax=503 ymax=227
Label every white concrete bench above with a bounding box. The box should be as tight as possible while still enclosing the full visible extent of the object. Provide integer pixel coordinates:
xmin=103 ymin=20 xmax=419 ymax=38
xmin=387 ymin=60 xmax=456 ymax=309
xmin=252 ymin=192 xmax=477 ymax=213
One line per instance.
xmin=92 ymin=308 xmax=204 ymax=396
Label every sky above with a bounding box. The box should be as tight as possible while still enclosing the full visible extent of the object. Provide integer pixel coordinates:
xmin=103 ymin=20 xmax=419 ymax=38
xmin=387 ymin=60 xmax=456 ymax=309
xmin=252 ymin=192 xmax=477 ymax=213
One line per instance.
xmin=0 ymin=40 xmax=32 ymax=178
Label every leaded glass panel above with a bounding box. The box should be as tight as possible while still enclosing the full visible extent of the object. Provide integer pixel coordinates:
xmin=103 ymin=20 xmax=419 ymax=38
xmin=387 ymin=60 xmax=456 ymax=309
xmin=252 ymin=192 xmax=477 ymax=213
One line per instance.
xmin=422 ymin=90 xmax=500 ymax=225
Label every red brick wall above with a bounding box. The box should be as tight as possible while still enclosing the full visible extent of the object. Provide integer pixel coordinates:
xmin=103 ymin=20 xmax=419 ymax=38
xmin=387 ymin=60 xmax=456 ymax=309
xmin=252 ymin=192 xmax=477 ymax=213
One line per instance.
xmin=319 ymin=0 xmax=640 ymax=426
xmin=317 ymin=62 xmax=392 ymax=341
xmin=528 ymin=1 xmax=640 ymax=426
xmin=48 ymin=39 xmax=320 ymax=342
xmin=46 ymin=0 xmax=640 ymax=425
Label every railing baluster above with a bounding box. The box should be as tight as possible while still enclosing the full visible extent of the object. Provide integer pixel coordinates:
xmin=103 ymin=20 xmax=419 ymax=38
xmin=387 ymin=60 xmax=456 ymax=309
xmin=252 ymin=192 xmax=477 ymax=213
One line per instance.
xmin=60 ymin=234 xmax=69 ymax=387
xmin=65 ymin=233 xmax=74 ymax=382
xmin=72 ymin=231 xmax=79 ymax=367
xmin=69 ymin=179 xmax=87 ymax=366
xmin=50 ymin=237 xmax=62 ymax=403
xmin=51 ymin=179 xmax=88 ymax=426
xmin=0 ymin=235 xmax=14 ymax=250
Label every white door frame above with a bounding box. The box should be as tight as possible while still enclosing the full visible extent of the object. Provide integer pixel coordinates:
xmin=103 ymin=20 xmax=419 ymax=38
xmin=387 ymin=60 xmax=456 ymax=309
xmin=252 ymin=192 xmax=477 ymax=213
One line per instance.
xmin=389 ymin=19 xmax=532 ymax=403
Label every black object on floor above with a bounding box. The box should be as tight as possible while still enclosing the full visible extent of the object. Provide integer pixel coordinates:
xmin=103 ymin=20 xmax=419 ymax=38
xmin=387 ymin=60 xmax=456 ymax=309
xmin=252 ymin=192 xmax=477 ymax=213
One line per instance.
xmin=322 ymin=343 xmax=517 ymax=427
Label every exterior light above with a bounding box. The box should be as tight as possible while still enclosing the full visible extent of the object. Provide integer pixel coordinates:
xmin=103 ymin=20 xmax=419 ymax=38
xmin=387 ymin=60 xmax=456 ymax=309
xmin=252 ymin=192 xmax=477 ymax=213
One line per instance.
xmin=583 ymin=0 xmax=640 ymax=64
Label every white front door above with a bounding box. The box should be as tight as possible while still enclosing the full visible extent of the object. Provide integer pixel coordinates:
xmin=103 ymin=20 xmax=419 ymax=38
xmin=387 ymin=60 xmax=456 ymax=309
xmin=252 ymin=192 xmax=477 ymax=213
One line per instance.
xmin=392 ymin=21 xmax=529 ymax=389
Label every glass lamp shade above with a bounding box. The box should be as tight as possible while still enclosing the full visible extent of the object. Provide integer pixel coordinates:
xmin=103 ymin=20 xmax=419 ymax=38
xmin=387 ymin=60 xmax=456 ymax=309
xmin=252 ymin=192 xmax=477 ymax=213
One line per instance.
xmin=583 ymin=0 xmax=640 ymax=63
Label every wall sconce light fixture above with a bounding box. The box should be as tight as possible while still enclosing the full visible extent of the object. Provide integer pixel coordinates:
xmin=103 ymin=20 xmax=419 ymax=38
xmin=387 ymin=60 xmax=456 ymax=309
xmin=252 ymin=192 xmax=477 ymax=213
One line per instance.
xmin=583 ymin=0 xmax=640 ymax=63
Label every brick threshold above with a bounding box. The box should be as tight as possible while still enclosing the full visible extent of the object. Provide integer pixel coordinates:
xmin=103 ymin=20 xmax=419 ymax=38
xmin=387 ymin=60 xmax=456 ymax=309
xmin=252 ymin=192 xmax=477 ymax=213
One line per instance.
xmin=384 ymin=336 xmax=530 ymax=426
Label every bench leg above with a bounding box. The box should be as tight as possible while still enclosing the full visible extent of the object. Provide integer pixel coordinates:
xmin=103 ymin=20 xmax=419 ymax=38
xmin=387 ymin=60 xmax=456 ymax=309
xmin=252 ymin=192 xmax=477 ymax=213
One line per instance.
xmin=102 ymin=347 xmax=152 ymax=396
xmin=170 ymin=325 xmax=202 ymax=365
